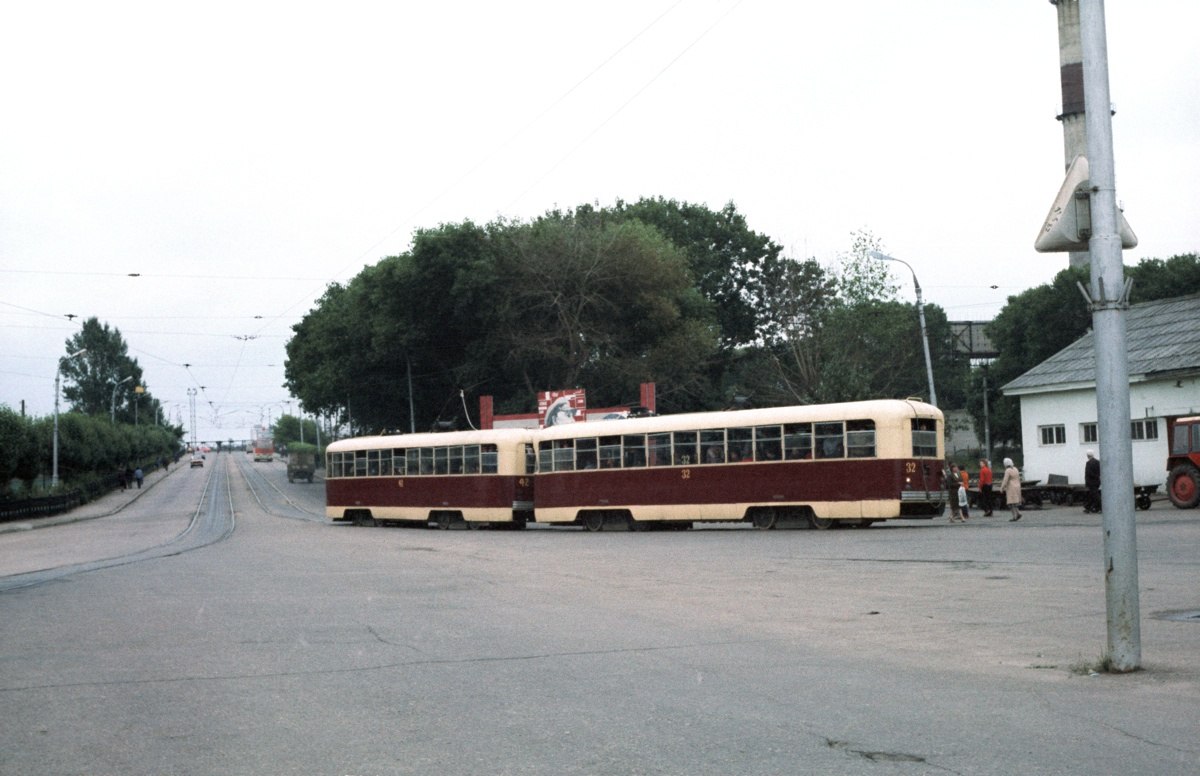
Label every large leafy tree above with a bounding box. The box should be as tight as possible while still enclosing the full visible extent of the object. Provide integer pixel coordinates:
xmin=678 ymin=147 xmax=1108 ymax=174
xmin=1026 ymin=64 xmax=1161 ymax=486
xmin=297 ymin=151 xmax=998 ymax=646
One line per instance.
xmin=285 ymin=213 xmax=719 ymax=431
xmin=59 ymin=317 xmax=159 ymax=423
xmin=485 ymin=215 xmax=715 ymax=409
xmin=588 ymin=197 xmax=785 ymax=350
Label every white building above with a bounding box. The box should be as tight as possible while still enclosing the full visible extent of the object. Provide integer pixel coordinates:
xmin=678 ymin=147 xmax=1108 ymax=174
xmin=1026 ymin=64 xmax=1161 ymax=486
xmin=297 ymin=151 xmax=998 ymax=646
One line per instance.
xmin=1002 ymin=294 xmax=1200 ymax=487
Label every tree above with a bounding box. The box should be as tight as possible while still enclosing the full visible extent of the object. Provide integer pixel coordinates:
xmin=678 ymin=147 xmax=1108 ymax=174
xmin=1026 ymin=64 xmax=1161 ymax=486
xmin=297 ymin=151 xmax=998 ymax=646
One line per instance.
xmin=59 ymin=317 xmax=156 ymax=423
xmin=587 ymin=198 xmax=786 ymax=350
xmin=1128 ymin=253 xmax=1200 ymax=302
xmin=286 ymin=213 xmax=720 ymax=430
xmin=0 ymin=406 xmax=37 ymax=496
xmin=485 ymin=214 xmax=717 ymax=410
xmin=272 ymin=413 xmax=320 ymax=449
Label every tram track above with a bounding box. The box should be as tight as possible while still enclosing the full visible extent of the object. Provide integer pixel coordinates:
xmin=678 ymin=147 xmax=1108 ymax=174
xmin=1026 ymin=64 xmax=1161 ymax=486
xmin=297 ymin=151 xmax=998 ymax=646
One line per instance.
xmin=232 ymin=453 xmax=326 ymax=523
xmin=0 ymin=456 xmax=237 ymax=592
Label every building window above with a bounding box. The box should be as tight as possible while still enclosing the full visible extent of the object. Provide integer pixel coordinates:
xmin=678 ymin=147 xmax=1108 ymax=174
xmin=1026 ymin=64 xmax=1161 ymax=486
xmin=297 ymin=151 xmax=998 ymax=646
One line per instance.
xmin=1039 ymin=425 xmax=1066 ymax=446
xmin=1131 ymin=419 xmax=1159 ymax=441
xmin=1081 ymin=422 xmax=1098 ymax=444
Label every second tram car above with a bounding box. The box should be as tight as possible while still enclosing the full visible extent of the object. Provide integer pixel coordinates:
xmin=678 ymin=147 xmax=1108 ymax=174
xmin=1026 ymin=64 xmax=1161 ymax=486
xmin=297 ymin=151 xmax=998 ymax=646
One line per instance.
xmin=533 ymin=399 xmax=945 ymax=530
xmin=324 ymin=429 xmax=535 ymax=528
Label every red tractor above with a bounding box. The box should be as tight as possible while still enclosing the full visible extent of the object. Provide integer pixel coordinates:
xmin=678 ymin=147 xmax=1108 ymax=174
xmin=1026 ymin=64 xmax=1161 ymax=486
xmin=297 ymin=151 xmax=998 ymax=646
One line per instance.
xmin=1167 ymin=416 xmax=1200 ymax=509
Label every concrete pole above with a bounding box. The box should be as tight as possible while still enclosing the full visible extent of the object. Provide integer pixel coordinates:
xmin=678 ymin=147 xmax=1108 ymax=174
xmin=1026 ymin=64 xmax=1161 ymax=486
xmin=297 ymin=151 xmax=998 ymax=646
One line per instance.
xmin=1080 ymin=0 xmax=1140 ymax=671
xmin=1052 ymin=0 xmax=1090 ymax=270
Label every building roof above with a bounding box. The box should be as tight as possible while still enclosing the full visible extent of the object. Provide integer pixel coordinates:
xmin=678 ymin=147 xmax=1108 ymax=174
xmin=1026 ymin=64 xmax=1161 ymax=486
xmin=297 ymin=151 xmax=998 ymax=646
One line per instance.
xmin=1002 ymin=293 xmax=1200 ymax=395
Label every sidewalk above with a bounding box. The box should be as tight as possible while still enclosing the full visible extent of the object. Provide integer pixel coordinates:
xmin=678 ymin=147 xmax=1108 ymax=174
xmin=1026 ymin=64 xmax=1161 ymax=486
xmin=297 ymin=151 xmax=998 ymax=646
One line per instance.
xmin=0 ymin=462 xmax=185 ymax=534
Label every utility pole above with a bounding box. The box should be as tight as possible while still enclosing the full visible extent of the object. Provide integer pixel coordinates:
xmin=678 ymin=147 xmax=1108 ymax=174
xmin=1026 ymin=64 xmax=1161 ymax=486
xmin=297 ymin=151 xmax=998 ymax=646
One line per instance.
xmin=1079 ymin=0 xmax=1140 ymax=672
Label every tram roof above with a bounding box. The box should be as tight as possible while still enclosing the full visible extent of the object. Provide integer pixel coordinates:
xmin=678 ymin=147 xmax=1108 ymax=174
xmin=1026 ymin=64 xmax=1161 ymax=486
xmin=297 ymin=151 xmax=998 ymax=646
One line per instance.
xmin=536 ymin=398 xmax=940 ymax=440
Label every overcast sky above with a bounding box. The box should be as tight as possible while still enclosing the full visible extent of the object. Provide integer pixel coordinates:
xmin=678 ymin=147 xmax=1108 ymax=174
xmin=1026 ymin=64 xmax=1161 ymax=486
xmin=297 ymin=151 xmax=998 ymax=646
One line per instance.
xmin=2 ymin=1 xmax=1197 ymax=443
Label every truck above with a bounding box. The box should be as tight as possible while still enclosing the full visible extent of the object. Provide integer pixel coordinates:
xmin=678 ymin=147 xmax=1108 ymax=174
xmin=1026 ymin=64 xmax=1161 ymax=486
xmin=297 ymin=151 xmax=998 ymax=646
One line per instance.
xmin=287 ymin=442 xmax=317 ymax=483
xmin=1167 ymin=416 xmax=1200 ymax=509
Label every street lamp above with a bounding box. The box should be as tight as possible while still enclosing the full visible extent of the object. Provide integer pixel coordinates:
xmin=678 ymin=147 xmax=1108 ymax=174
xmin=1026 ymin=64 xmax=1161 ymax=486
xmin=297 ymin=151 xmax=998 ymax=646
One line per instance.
xmin=868 ymin=251 xmax=938 ymax=407
xmin=111 ymin=376 xmax=133 ymax=423
xmin=52 ymin=348 xmax=88 ymax=489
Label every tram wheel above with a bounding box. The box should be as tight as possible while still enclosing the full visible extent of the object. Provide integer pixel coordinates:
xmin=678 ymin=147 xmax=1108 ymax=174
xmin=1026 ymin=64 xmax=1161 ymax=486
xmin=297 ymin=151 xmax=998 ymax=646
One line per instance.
xmin=582 ymin=512 xmax=605 ymax=532
xmin=807 ymin=513 xmax=834 ymax=530
xmin=751 ymin=509 xmax=777 ymax=530
xmin=435 ymin=512 xmax=453 ymax=530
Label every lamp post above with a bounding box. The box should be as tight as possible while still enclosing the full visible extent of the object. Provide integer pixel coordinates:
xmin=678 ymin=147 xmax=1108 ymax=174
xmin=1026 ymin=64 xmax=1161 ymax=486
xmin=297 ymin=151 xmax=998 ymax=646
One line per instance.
xmin=868 ymin=251 xmax=937 ymax=407
xmin=111 ymin=376 xmax=133 ymax=423
xmin=52 ymin=348 xmax=88 ymax=489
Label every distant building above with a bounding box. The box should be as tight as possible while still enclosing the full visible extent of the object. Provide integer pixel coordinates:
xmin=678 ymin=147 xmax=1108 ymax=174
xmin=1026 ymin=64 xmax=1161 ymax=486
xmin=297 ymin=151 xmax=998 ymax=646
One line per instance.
xmin=1002 ymin=294 xmax=1200 ymax=486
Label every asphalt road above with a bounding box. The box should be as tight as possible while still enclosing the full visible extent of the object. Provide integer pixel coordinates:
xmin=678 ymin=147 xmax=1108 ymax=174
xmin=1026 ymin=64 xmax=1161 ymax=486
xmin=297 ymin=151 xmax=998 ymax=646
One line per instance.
xmin=1 ymin=454 xmax=1197 ymax=775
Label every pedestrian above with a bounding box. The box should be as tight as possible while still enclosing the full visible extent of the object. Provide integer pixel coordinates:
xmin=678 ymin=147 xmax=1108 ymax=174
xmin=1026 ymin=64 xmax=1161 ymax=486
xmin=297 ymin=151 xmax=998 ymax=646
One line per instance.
xmin=1000 ymin=457 xmax=1023 ymax=522
xmin=134 ymin=466 xmax=144 ymax=489
xmin=959 ymin=465 xmax=971 ymax=520
xmin=946 ymin=461 xmax=963 ymax=523
xmin=978 ymin=459 xmax=994 ymax=516
xmin=117 ymin=468 xmax=127 ymax=490
xmin=124 ymin=466 xmax=133 ymax=491
xmin=1084 ymin=450 xmax=1101 ymax=513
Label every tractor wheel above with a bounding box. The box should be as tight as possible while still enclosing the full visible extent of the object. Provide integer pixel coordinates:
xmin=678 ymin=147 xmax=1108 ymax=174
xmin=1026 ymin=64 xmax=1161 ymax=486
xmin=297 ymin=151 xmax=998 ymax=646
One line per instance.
xmin=1167 ymin=464 xmax=1200 ymax=509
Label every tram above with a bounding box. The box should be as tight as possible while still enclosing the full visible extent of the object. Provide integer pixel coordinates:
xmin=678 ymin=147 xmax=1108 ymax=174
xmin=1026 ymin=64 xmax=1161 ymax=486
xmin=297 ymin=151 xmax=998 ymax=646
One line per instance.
xmin=533 ymin=399 xmax=945 ymax=530
xmin=324 ymin=428 xmax=535 ymax=528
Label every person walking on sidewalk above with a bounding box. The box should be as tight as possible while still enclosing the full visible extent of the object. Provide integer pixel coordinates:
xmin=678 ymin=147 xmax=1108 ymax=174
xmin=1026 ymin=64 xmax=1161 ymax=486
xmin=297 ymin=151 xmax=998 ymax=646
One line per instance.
xmin=946 ymin=462 xmax=963 ymax=523
xmin=134 ymin=467 xmax=144 ymax=489
xmin=1000 ymin=457 xmax=1023 ymax=522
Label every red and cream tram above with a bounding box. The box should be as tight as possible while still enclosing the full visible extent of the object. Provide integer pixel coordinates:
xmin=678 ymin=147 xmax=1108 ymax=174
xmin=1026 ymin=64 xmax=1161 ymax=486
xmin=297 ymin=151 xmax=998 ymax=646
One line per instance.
xmin=325 ymin=429 xmax=535 ymax=528
xmin=533 ymin=399 xmax=945 ymax=530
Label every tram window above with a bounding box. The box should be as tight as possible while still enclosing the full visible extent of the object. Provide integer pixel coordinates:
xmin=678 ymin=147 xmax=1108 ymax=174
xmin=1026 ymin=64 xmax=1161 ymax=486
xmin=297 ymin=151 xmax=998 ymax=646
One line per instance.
xmin=328 ymin=452 xmax=341 ymax=477
xmin=911 ymin=418 xmax=938 ymax=457
xmin=673 ymin=431 xmax=697 ymax=465
xmin=728 ymin=427 xmax=753 ymax=462
xmin=755 ymin=426 xmax=782 ymax=461
xmin=538 ymin=441 xmax=555 ymax=472
xmin=553 ymin=440 xmax=575 ymax=472
xmin=463 ymin=445 xmax=481 ymax=474
xmin=524 ymin=444 xmax=536 ymax=475
xmin=392 ymin=449 xmax=405 ymax=475
xmin=420 ymin=447 xmax=434 ymax=475
xmin=814 ymin=422 xmax=845 ymax=459
xmin=447 ymin=445 xmax=464 ymax=474
xmin=647 ymin=433 xmax=672 ymax=466
xmin=365 ymin=449 xmax=380 ymax=476
xmin=623 ymin=435 xmax=646 ymax=467
xmin=576 ymin=438 xmax=598 ymax=470
xmin=379 ymin=451 xmax=393 ymax=477
xmin=846 ymin=419 xmax=876 ymax=458
xmin=354 ymin=451 xmax=368 ymax=476
xmin=433 ymin=447 xmax=448 ymax=475
xmin=599 ymin=436 xmax=621 ymax=468
xmin=403 ymin=448 xmax=417 ymax=476
xmin=784 ymin=423 xmax=813 ymax=460
xmin=481 ymin=444 xmax=499 ymax=474
xmin=700 ymin=429 xmax=725 ymax=464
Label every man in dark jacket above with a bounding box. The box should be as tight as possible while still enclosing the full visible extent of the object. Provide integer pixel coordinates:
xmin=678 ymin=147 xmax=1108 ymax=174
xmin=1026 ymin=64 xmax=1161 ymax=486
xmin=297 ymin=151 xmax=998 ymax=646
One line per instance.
xmin=1084 ymin=450 xmax=1101 ymax=513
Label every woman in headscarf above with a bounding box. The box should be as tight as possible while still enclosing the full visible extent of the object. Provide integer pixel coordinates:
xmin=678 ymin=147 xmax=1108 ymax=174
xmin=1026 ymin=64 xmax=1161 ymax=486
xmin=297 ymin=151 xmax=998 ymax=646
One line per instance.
xmin=999 ymin=457 xmax=1023 ymax=522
